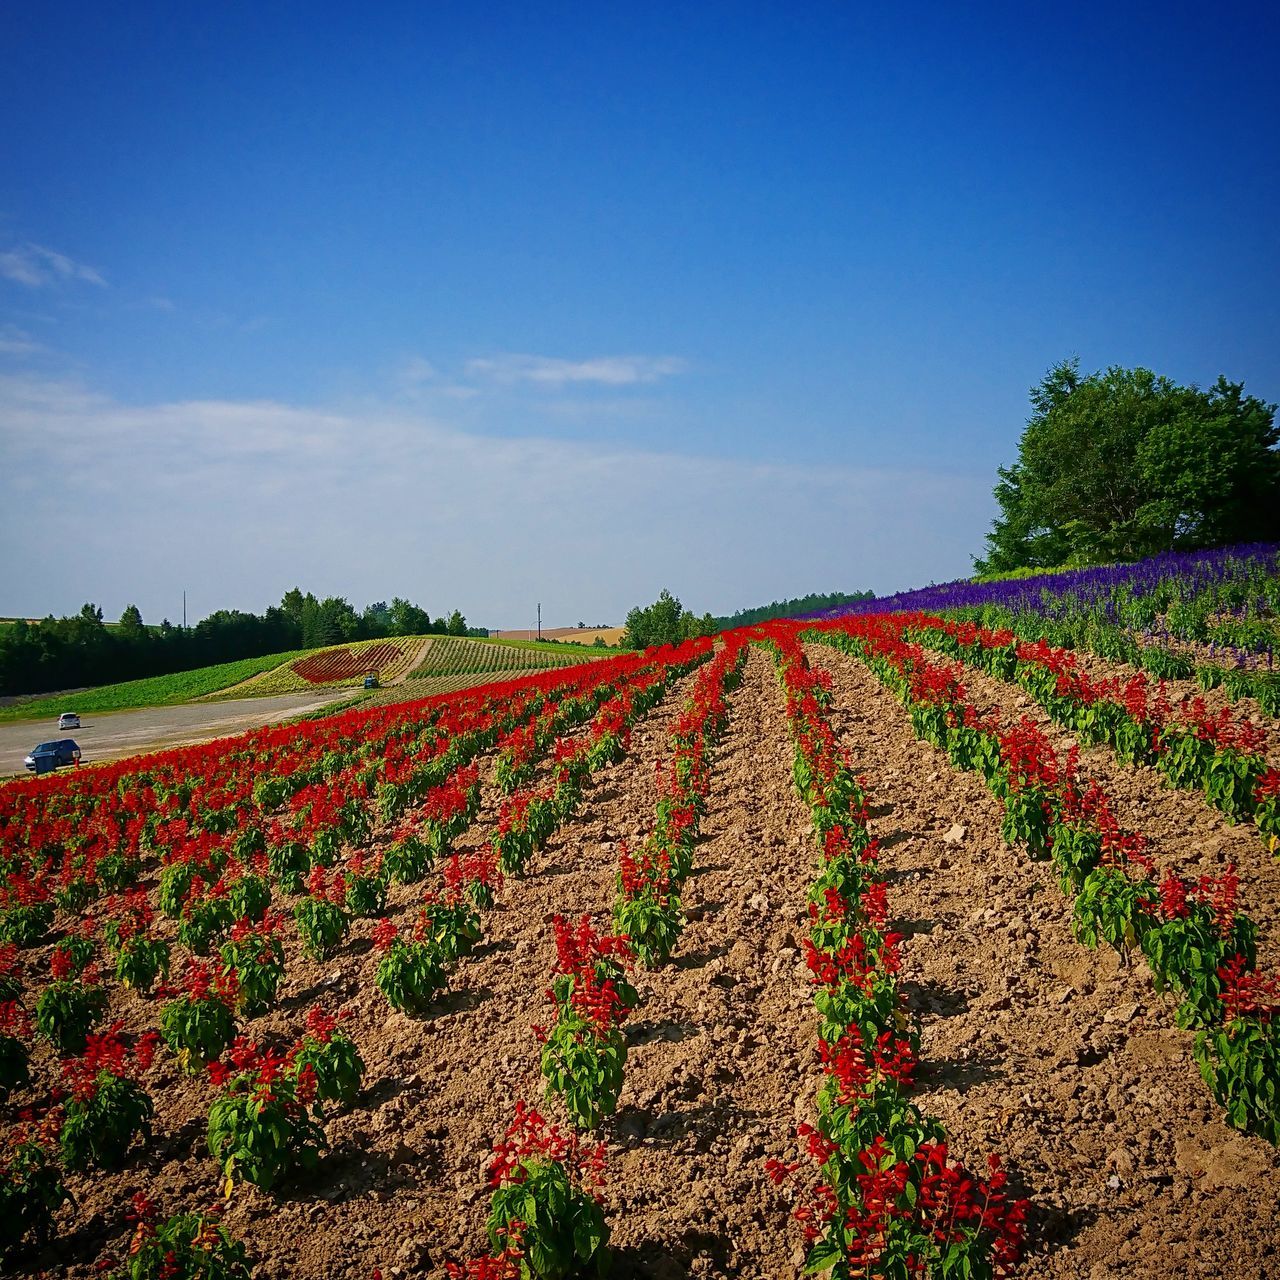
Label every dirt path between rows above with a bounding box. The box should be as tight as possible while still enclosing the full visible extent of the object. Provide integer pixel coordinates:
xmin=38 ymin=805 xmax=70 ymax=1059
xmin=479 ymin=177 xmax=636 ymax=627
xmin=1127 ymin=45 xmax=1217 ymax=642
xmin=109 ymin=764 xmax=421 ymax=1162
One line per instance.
xmin=601 ymin=645 xmax=815 ymax=1278
xmin=808 ymin=641 xmax=1280 ymax=1280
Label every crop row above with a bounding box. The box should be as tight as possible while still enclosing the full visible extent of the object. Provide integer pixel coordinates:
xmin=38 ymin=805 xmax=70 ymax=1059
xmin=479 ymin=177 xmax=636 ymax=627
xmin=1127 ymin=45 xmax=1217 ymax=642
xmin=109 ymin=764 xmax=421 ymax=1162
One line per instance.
xmin=806 ymin=615 xmax=1280 ymax=1148
xmin=0 ymin=643 xmax=709 ymax=1270
xmin=407 ymin=636 xmax=601 ymax=682
xmin=899 ymin=613 xmax=1280 ymax=850
xmin=815 ymin=544 xmax=1280 ymax=712
xmin=756 ymin=627 xmax=1027 ymax=1276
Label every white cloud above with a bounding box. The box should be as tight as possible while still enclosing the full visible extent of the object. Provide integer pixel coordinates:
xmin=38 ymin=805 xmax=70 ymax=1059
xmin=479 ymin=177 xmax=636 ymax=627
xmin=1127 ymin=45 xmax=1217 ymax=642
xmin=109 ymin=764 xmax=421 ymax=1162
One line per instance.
xmin=399 ymin=356 xmax=438 ymax=385
xmin=0 ymin=242 xmax=107 ymax=289
xmin=465 ymin=353 xmax=688 ymax=388
xmin=0 ymin=325 xmax=45 ymax=356
xmin=0 ymin=373 xmax=994 ymax=626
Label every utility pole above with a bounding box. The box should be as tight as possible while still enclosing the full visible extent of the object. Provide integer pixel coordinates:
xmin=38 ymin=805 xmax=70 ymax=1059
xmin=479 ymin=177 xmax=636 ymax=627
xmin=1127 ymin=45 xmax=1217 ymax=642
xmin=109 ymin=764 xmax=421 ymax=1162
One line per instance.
xmin=537 ymin=603 xmax=541 ymax=641
xmin=183 ymin=590 xmax=186 ymax=629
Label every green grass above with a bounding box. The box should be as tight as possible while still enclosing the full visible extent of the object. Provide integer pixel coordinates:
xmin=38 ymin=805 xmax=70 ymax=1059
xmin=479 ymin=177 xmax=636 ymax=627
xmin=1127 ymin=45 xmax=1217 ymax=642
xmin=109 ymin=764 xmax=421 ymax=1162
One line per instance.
xmin=0 ymin=648 xmax=315 ymax=724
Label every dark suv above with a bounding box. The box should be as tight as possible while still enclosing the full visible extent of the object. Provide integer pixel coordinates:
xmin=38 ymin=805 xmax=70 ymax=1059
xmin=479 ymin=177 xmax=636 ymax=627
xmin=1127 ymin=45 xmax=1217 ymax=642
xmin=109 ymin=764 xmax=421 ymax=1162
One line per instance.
xmin=24 ymin=739 xmax=81 ymax=773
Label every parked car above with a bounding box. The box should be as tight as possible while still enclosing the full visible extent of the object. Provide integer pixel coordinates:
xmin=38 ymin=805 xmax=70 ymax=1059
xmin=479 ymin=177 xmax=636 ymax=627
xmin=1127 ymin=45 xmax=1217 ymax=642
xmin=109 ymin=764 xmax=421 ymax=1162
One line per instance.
xmin=58 ymin=712 xmax=80 ymax=729
xmin=363 ymin=675 xmax=380 ymax=689
xmin=24 ymin=739 xmax=81 ymax=773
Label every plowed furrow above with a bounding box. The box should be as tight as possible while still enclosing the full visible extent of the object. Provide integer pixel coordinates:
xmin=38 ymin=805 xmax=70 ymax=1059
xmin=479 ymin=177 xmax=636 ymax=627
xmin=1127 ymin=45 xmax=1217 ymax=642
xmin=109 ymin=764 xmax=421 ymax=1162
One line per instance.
xmin=810 ymin=641 xmax=1280 ymax=1280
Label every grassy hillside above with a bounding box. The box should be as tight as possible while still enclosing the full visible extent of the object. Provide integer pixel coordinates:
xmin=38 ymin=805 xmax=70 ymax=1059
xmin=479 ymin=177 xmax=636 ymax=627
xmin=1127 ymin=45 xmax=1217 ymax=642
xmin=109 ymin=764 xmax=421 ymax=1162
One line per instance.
xmin=211 ymin=635 xmax=432 ymax=697
xmin=0 ymin=648 xmax=314 ymax=724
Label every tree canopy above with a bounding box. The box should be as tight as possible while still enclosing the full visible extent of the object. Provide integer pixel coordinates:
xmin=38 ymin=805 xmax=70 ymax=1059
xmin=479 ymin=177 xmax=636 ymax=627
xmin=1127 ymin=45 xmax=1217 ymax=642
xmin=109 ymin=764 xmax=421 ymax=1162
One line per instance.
xmin=976 ymin=360 xmax=1280 ymax=573
xmin=712 ymin=590 xmax=872 ymax=629
xmin=0 ymin=588 xmax=479 ymax=698
xmin=621 ymin=590 xmax=715 ymax=650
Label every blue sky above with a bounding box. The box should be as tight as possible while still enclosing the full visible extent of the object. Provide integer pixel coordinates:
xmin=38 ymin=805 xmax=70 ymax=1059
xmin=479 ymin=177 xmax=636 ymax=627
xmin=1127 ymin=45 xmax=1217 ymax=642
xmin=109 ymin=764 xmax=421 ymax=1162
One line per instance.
xmin=2 ymin=2 xmax=1277 ymax=627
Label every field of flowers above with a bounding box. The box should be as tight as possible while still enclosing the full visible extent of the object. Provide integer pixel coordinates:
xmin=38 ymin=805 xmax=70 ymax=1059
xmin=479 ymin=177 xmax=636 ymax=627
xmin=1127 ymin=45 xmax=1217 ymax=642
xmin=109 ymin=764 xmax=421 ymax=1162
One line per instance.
xmin=2 ymin=546 xmax=1279 ymax=1279
xmin=219 ymin=637 xmax=433 ymax=698
xmin=405 ymin=637 xmax=606 ymax=682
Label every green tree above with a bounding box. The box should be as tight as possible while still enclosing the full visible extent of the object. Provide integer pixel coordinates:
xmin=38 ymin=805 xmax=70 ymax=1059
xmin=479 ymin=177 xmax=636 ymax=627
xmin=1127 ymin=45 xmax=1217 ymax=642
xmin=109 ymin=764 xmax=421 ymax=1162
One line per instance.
xmin=977 ymin=360 xmax=1280 ymax=572
xmin=1136 ymin=376 xmax=1280 ymax=548
xmin=280 ymin=587 xmax=307 ymax=627
xmin=622 ymin=590 xmax=714 ymax=649
xmin=386 ymin=597 xmax=432 ymax=636
xmin=445 ymin=609 xmax=467 ymax=636
xmin=118 ymin=604 xmax=145 ymax=635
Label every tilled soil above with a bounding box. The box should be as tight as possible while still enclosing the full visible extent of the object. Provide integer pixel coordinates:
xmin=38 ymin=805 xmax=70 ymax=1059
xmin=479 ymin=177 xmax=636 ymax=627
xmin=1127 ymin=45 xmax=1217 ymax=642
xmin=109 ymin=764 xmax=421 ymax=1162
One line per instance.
xmin=15 ymin=641 xmax=1280 ymax=1280
xmin=808 ymin=641 xmax=1280 ymax=1280
xmin=601 ymin=646 xmax=815 ymax=1278
xmin=928 ymin=652 xmax=1280 ymax=969
xmin=1006 ymin=639 xmax=1280 ymax=768
xmin=16 ymin=665 xmax=709 ymax=1279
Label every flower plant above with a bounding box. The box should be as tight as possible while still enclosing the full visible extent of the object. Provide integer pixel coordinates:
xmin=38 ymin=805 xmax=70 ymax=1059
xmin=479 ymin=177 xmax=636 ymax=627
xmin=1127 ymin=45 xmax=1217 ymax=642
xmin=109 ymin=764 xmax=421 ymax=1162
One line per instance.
xmin=383 ymin=829 xmax=434 ymax=884
xmin=160 ymin=960 xmax=238 ymax=1073
xmin=343 ymin=851 xmax=389 ymax=917
xmin=107 ymin=1193 xmax=252 ymax=1280
xmin=444 ymin=850 xmax=503 ymax=910
xmin=0 ymin=943 xmax=21 ymax=1001
xmin=479 ymin=1101 xmax=609 ymax=1280
xmin=0 ymin=1001 xmax=31 ymax=1101
xmin=612 ymin=845 xmax=682 ymax=967
xmin=36 ymin=953 xmax=108 ymax=1054
xmin=1194 ymin=959 xmax=1280 ymax=1144
xmin=59 ymin=1024 xmax=158 ymax=1170
xmin=288 ymin=1006 xmax=364 ymax=1110
xmin=103 ymin=888 xmax=171 ymax=993
xmin=206 ymin=1038 xmax=327 ymax=1194
xmin=293 ymin=866 xmax=350 ymax=960
xmin=372 ymin=916 xmax=447 ymax=1015
xmin=176 ymin=880 xmax=236 ymax=955
xmin=219 ymin=912 xmax=286 ymax=1017
xmin=422 ymin=892 xmax=483 ymax=963
xmin=535 ymin=915 xmax=636 ymax=1130
xmin=0 ymin=1118 xmax=70 ymax=1263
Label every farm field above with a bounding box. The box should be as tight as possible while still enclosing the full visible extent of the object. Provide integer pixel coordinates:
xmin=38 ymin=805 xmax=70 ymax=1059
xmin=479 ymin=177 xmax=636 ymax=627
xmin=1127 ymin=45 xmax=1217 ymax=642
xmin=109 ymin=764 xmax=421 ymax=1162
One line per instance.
xmin=2 ymin=547 xmax=1280 ymax=1279
xmin=405 ymin=635 xmax=608 ymax=682
xmin=0 ymin=650 xmax=316 ymax=725
xmin=492 ymin=626 xmax=626 ymax=647
xmin=212 ymin=637 xmax=434 ymax=698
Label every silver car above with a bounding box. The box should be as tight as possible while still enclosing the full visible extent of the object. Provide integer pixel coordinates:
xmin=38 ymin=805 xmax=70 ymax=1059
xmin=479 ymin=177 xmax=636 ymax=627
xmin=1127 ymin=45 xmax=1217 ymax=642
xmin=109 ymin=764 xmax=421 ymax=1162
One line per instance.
xmin=58 ymin=712 xmax=80 ymax=729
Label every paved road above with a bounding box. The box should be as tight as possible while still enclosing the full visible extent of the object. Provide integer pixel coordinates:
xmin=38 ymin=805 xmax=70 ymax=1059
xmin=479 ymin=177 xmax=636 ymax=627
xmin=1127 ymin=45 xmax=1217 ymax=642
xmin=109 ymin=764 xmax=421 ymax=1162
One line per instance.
xmin=0 ymin=691 xmax=353 ymax=779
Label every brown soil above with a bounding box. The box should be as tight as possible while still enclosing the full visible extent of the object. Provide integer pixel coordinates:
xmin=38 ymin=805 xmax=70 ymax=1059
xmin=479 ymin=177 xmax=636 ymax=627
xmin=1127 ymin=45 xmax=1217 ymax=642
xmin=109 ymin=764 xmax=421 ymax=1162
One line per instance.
xmin=1040 ymin=641 xmax=1280 ymax=765
xmin=935 ymin=653 xmax=1280 ymax=970
xmin=808 ymin=641 xmax=1280 ymax=1279
xmin=14 ymin=642 xmax=1280 ymax=1280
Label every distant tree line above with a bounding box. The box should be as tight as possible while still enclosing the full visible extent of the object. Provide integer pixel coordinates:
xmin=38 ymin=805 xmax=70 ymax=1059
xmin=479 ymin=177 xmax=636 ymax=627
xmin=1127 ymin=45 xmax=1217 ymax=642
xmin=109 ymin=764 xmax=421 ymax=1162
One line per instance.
xmin=0 ymin=589 xmax=482 ymax=698
xmin=977 ymin=359 xmax=1280 ymax=573
xmin=712 ymin=590 xmax=873 ymax=629
xmin=621 ymin=590 xmax=717 ymax=650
